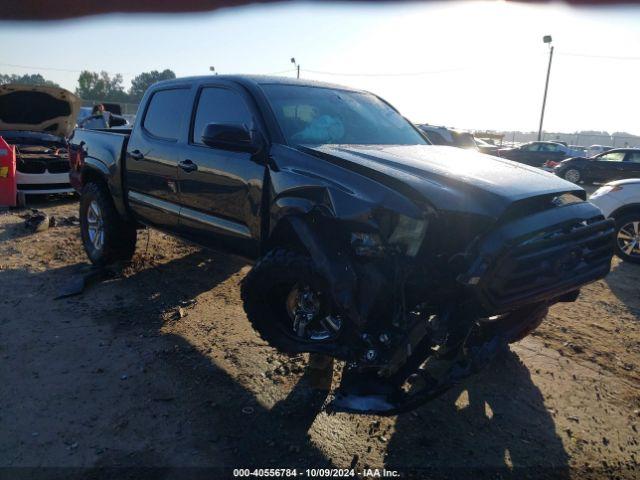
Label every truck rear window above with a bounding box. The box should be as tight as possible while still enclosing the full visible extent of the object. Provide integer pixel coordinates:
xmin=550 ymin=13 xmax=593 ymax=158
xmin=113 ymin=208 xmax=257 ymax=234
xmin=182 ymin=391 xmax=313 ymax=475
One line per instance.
xmin=143 ymin=88 xmax=189 ymax=140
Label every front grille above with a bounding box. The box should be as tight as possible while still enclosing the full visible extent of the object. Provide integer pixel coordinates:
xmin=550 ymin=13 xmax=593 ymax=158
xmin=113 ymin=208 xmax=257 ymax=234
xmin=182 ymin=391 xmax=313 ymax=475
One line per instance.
xmin=480 ymin=216 xmax=614 ymax=311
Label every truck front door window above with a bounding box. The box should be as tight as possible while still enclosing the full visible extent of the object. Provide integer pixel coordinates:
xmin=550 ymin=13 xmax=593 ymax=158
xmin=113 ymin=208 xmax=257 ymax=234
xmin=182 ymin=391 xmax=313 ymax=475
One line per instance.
xmin=191 ymin=87 xmax=252 ymax=144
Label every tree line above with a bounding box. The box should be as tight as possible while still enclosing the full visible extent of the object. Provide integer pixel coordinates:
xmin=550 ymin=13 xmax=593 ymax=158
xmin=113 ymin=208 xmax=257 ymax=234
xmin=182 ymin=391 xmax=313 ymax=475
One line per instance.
xmin=0 ymin=69 xmax=176 ymax=103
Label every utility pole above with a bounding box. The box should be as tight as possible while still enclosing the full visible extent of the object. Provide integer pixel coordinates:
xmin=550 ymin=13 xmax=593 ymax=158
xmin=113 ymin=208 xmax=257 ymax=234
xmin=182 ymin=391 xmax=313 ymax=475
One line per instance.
xmin=291 ymin=57 xmax=300 ymax=79
xmin=538 ymin=35 xmax=554 ymax=141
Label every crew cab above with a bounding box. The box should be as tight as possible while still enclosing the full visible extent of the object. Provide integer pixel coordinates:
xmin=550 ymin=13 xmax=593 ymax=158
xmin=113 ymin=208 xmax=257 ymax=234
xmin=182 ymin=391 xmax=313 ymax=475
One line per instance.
xmin=68 ymin=76 xmax=614 ymax=414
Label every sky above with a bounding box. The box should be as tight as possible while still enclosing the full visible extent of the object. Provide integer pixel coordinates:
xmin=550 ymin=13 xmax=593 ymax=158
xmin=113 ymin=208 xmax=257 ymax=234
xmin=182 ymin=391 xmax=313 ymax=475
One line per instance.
xmin=1 ymin=1 xmax=640 ymax=134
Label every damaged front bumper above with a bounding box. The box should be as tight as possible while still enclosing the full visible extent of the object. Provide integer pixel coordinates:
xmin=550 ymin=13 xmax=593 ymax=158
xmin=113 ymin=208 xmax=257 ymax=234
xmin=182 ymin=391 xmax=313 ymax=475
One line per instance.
xmin=328 ymin=201 xmax=614 ymax=415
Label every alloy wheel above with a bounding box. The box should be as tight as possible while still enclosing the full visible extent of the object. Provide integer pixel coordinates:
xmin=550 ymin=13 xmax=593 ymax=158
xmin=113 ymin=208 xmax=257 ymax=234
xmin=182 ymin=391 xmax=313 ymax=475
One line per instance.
xmin=564 ymin=169 xmax=581 ymax=183
xmin=86 ymin=200 xmax=104 ymax=251
xmin=617 ymin=221 xmax=640 ymax=258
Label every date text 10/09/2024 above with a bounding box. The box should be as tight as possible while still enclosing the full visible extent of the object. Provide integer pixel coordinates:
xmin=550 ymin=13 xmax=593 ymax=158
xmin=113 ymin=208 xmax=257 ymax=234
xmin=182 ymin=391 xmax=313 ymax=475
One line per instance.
xmin=233 ymin=468 xmax=401 ymax=478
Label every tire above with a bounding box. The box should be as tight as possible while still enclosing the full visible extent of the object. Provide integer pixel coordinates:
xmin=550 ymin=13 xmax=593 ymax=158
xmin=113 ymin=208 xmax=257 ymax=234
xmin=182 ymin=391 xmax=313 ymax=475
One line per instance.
xmin=16 ymin=192 xmax=27 ymax=208
xmin=241 ymin=248 xmax=343 ymax=355
xmin=613 ymin=213 xmax=640 ymax=264
xmin=80 ymin=181 xmax=137 ymax=266
xmin=563 ymin=168 xmax=582 ymax=183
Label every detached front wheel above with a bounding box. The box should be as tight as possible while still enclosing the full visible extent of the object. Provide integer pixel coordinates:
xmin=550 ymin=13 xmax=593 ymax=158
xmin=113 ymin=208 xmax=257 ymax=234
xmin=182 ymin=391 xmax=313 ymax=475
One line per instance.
xmin=80 ymin=181 xmax=137 ymax=266
xmin=241 ymin=248 xmax=344 ymax=355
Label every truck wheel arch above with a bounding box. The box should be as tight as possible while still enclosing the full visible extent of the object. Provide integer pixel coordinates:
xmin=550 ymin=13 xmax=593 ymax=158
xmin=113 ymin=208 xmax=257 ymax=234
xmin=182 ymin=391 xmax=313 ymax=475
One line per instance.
xmin=262 ymin=213 xmax=364 ymax=327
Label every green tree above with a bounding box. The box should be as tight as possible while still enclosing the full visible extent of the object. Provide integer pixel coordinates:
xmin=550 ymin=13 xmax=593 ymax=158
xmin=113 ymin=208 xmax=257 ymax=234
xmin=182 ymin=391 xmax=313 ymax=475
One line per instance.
xmin=128 ymin=69 xmax=176 ymax=102
xmin=75 ymin=70 xmax=128 ymax=102
xmin=0 ymin=73 xmax=59 ymax=87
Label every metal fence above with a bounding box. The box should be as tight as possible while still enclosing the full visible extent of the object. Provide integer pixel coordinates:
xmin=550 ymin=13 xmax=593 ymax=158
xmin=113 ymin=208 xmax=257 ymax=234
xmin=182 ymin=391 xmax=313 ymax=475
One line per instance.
xmin=497 ymin=131 xmax=640 ymax=148
xmin=80 ymin=99 xmax=140 ymax=116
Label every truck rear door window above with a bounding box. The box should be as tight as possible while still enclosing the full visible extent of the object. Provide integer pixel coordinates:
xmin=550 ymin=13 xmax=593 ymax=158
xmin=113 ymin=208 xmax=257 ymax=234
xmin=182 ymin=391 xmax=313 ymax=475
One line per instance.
xmin=143 ymin=88 xmax=189 ymax=140
xmin=191 ymin=87 xmax=252 ymax=145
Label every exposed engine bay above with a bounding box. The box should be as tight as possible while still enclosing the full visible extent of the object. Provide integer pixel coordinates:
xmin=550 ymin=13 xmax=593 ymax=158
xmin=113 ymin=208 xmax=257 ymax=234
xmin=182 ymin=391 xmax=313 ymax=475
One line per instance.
xmin=15 ymin=142 xmax=70 ymax=176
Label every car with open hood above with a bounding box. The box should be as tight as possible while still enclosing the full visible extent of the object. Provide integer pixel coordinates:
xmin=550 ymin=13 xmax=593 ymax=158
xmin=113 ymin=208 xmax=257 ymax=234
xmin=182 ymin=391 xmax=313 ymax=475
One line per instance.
xmin=68 ymin=75 xmax=614 ymax=415
xmin=0 ymin=83 xmax=81 ymax=204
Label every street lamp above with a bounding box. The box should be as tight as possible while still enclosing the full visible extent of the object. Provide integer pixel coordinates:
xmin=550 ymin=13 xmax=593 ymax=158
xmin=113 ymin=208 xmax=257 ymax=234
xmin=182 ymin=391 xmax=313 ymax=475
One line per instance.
xmin=209 ymin=66 xmax=217 ymax=75
xmin=291 ymin=57 xmax=300 ymax=79
xmin=537 ymin=35 xmax=554 ymax=141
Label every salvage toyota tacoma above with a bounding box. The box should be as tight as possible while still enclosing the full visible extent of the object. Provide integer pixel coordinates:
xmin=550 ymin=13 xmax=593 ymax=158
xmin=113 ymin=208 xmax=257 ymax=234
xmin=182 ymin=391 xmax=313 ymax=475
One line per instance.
xmin=68 ymin=76 xmax=615 ymax=414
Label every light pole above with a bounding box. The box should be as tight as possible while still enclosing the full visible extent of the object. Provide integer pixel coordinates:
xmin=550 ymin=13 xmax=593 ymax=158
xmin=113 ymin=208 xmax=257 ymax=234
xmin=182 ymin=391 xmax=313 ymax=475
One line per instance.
xmin=538 ymin=35 xmax=554 ymax=141
xmin=291 ymin=57 xmax=300 ymax=79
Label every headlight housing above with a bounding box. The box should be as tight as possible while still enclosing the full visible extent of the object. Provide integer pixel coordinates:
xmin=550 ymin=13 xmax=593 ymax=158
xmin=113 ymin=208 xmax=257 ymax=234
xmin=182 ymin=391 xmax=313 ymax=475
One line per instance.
xmin=388 ymin=214 xmax=428 ymax=257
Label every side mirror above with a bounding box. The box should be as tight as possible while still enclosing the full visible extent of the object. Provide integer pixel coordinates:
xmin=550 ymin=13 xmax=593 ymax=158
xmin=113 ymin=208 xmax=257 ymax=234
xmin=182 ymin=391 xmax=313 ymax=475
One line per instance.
xmin=201 ymin=123 xmax=262 ymax=154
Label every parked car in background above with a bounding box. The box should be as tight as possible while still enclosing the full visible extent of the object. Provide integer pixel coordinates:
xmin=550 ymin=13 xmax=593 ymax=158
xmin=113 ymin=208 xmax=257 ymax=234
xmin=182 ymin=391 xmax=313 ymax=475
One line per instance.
xmin=569 ymin=145 xmax=588 ymax=157
xmin=0 ymin=84 xmax=80 ymax=205
xmin=497 ymin=141 xmax=571 ymax=167
xmin=586 ymin=145 xmax=614 ymax=158
xmin=474 ymin=137 xmax=500 ymax=155
xmin=416 ymin=124 xmax=478 ymax=150
xmin=590 ymin=179 xmax=640 ymax=263
xmin=68 ymin=75 xmax=613 ymax=414
xmin=554 ymin=148 xmax=640 ymax=184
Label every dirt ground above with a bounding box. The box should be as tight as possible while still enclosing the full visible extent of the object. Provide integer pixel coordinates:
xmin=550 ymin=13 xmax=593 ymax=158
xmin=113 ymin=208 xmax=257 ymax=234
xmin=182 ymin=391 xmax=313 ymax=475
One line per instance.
xmin=0 ymin=195 xmax=639 ymax=479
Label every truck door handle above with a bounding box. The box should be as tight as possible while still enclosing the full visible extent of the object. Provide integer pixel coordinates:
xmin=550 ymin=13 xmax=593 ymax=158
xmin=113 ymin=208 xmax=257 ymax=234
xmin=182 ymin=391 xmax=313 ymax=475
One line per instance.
xmin=130 ymin=150 xmax=145 ymax=161
xmin=179 ymin=159 xmax=198 ymax=173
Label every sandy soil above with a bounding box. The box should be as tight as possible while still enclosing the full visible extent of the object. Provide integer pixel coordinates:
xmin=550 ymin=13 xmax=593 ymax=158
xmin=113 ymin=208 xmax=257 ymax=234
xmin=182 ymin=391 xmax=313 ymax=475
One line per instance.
xmin=0 ymin=196 xmax=638 ymax=479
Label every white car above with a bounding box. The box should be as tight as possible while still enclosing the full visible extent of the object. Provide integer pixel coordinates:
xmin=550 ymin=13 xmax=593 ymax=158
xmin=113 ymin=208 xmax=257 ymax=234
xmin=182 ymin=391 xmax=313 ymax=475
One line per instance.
xmin=0 ymin=84 xmax=80 ymax=205
xmin=589 ymin=179 xmax=640 ymax=263
xmin=586 ymin=145 xmax=614 ymax=158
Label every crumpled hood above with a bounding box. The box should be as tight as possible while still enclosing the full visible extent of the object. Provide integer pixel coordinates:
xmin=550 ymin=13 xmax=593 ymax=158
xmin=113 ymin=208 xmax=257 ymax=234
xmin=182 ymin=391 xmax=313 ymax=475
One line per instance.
xmin=0 ymin=84 xmax=81 ymax=138
xmin=301 ymin=144 xmax=585 ymax=219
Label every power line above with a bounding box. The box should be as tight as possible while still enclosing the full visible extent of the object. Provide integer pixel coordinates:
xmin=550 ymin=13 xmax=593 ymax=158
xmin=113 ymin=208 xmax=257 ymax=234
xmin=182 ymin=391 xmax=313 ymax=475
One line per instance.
xmin=556 ymin=52 xmax=640 ymax=61
xmin=0 ymin=62 xmax=84 ymax=73
xmin=0 ymin=62 xmax=138 ymax=75
xmin=303 ymin=66 xmax=469 ymax=78
xmin=264 ymin=68 xmax=297 ymax=75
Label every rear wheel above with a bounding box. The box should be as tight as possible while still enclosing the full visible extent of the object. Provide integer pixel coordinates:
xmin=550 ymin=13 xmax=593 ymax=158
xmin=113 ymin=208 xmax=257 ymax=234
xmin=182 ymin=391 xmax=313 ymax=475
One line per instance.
xmin=80 ymin=181 xmax=137 ymax=266
xmin=241 ymin=248 xmax=344 ymax=355
xmin=563 ymin=168 xmax=581 ymax=183
xmin=613 ymin=213 xmax=640 ymax=264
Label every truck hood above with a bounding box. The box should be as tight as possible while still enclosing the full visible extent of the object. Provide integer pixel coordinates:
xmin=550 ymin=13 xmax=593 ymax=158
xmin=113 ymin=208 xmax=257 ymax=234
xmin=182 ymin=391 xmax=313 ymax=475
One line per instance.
xmin=301 ymin=144 xmax=585 ymax=219
xmin=0 ymin=84 xmax=81 ymax=138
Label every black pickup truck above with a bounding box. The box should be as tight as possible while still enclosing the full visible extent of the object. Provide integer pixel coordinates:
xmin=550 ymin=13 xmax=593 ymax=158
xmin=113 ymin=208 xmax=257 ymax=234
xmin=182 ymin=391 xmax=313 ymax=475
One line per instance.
xmin=68 ymin=75 xmax=614 ymax=414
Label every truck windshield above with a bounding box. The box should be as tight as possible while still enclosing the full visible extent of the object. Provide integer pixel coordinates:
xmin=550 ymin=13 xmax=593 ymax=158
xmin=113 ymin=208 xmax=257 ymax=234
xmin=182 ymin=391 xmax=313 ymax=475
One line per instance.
xmin=262 ymin=84 xmax=427 ymax=146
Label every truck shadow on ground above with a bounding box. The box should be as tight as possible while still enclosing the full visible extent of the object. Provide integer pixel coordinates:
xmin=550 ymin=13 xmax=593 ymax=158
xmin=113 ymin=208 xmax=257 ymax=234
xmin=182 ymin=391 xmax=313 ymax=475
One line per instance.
xmin=385 ymin=350 xmax=570 ymax=479
xmin=1 ymin=246 xmax=569 ymax=479
xmin=68 ymin=249 xmax=334 ymax=478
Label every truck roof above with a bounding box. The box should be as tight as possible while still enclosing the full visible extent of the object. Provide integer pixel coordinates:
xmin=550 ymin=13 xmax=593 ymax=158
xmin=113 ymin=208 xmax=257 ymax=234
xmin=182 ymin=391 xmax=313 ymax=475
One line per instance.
xmin=151 ymin=74 xmax=364 ymax=93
